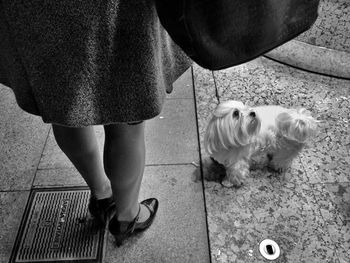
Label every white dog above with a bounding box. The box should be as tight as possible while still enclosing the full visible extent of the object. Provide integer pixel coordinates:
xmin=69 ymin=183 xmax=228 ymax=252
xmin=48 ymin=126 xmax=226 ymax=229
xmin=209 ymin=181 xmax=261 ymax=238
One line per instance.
xmin=203 ymin=100 xmax=261 ymax=187
xmin=203 ymin=100 xmax=318 ymax=187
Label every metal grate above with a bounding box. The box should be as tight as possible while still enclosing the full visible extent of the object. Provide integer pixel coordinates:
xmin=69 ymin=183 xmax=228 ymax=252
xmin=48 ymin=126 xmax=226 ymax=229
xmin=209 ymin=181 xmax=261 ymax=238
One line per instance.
xmin=10 ymin=187 xmax=104 ymax=263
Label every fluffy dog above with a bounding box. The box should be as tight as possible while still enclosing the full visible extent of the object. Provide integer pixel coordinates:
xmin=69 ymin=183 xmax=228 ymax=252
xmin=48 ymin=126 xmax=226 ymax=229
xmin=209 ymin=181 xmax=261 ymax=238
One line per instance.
xmin=203 ymin=100 xmax=318 ymax=187
xmin=203 ymin=100 xmax=261 ymax=187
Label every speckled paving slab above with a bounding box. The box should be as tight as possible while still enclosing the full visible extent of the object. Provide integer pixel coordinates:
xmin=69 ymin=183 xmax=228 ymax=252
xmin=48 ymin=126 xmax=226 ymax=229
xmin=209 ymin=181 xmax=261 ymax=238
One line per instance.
xmin=296 ymin=0 xmax=350 ymax=52
xmin=193 ymin=57 xmax=350 ymax=263
xmin=10 ymin=187 xmax=104 ymax=263
xmin=311 ymin=183 xmax=350 ymax=263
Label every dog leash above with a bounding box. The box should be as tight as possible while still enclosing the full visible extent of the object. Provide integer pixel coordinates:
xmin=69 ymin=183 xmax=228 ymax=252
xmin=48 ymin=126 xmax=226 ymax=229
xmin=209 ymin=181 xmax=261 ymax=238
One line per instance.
xmin=211 ymin=71 xmax=221 ymax=104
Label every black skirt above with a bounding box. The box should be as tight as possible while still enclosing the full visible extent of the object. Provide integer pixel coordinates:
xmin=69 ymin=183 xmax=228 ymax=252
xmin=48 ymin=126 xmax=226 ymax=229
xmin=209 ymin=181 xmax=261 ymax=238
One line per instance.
xmin=0 ymin=0 xmax=191 ymax=126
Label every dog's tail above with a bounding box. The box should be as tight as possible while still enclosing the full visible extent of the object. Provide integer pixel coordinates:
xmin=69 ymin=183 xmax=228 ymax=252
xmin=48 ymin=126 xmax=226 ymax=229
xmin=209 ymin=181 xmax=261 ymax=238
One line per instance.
xmin=276 ymin=108 xmax=319 ymax=143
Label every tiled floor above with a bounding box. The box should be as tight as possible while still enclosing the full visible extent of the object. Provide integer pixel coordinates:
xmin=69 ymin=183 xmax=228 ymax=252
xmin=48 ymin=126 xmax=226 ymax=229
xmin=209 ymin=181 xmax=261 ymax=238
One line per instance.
xmin=1 ymin=55 xmax=349 ymax=263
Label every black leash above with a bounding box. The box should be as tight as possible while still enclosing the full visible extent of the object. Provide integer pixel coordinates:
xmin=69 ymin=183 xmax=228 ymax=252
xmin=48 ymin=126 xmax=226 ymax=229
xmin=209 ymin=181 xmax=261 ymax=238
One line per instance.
xmin=211 ymin=71 xmax=221 ymax=104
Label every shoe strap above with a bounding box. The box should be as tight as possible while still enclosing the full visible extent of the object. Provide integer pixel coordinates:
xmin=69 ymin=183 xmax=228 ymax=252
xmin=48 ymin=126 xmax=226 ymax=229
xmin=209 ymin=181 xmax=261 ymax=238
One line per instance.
xmin=129 ymin=205 xmax=141 ymax=232
xmin=141 ymin=199 xmax=157 ymax=214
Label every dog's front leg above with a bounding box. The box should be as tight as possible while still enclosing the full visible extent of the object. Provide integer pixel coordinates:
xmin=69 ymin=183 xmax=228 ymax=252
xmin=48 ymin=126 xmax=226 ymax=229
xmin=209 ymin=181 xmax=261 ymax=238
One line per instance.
xmin=222 ymin=160 xmax=250 ymax=188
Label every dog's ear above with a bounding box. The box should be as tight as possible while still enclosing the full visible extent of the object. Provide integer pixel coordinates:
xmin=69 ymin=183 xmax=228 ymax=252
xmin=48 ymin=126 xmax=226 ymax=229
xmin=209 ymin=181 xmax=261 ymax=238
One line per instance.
xmin=204 ymin=117 xmax=220 ymax=154
xmin=291 ymin=119 xmax=310 ymax=142
xmin=204 ymin=116 xmax=232 ymax=154
xmin=204 ymin=113 xmax=243 ymax=154
xmin=294 ymin=115 xmax=319 ymax=142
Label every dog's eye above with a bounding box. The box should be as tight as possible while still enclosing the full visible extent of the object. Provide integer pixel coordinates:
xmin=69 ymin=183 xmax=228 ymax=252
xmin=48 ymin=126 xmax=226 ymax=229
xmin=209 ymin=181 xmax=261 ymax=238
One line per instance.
xmin=232 ymin=110 xmax=239 ymax=118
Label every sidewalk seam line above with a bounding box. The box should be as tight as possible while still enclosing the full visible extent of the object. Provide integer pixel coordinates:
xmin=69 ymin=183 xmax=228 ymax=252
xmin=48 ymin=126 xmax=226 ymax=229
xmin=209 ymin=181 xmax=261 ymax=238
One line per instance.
xmin=30 ymin=126 xmax=51 ymax=189
xmin=35 ymin=163 xmax=200 ymax=171
xmin=192 ymin=65 xmax=213 ymax=263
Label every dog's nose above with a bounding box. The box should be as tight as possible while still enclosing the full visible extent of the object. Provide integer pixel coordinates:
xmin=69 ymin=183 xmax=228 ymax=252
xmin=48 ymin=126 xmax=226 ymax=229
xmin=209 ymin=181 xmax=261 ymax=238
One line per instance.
xmin=249 ymin=111 xmax=256 ymax=118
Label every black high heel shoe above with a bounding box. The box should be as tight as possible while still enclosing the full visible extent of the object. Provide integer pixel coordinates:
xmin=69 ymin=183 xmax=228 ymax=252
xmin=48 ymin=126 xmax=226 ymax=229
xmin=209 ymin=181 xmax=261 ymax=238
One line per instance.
xmin=88 ymin=196 xmax=116 ymax=226
xmin=109 ymin=198 xmax=159 ymax=246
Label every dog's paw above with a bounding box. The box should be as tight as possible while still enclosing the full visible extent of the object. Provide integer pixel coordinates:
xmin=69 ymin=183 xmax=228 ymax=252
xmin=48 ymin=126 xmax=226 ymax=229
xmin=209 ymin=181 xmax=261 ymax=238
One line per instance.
xmin=221 ymin=176 xmax=244 ymax=188
xmin=222 ymin=162 xmax=249 ymax=188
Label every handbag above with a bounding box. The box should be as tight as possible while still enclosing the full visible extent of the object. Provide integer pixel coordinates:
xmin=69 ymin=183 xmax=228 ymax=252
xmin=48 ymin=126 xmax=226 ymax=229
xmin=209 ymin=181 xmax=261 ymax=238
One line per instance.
xmin=155 ymin=0 xmax=320 ymax=70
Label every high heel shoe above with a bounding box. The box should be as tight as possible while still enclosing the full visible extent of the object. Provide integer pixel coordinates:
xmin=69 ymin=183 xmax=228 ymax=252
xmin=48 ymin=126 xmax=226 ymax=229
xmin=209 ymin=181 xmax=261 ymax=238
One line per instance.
xmin=109 ymin=198 xmax=159 ymax=246
xmin=88 ymin=196 xmax=116 ymax=226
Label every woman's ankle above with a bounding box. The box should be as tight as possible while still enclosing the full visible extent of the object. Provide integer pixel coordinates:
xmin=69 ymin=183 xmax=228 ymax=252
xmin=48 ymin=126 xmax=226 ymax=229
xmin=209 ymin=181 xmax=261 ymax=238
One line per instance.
xmin=116 ymin=203 xmax=151 ymax=224
xmin=91 ymin=181 xmax=113 ymax=200
xmin=116 ymin=204 xmax=140 ymax=222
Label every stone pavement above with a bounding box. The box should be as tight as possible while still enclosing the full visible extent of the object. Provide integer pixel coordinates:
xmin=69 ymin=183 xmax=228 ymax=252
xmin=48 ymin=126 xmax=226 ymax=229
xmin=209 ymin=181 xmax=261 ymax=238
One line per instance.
xmin=1 ymin=58 xmax=350 ymax=263
xmin=0 ymin=68 xmax=209 ymax=263
xmin=194 ymin=57 xmax=350 ymax=263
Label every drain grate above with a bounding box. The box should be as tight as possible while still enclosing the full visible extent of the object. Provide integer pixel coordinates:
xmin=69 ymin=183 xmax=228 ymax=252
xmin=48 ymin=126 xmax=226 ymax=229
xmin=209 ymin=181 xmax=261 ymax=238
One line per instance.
xmin=10 ymin=187 xmax=104 ymax=263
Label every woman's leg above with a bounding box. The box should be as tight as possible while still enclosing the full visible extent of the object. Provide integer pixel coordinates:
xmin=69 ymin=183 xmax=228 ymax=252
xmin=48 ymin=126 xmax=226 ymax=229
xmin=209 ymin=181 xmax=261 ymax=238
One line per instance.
xmin=103 ymin=122 xmax=150 ymax=222
xmin=52 ymin=125 xmax=112 ymax=199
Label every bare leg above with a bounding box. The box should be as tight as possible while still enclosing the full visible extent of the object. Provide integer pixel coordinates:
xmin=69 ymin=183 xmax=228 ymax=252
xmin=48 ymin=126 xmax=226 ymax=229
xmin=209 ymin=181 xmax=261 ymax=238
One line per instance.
xmin=103 ymin=122 xmax=149 ymax=222
xmin=52 ymin=125 xmax=112 ymax=199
